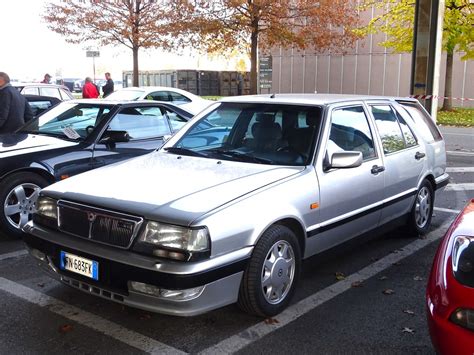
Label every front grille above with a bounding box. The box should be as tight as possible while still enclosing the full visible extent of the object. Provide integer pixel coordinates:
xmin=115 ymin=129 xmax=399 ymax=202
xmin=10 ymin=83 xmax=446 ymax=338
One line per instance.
xmin=57 ymin=200 xmax=143 ymax=248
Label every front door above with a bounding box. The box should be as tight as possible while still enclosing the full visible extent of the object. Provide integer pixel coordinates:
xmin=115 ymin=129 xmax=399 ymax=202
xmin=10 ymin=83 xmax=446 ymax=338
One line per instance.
xmin=310 ymin=103 xmax=385 ymax=253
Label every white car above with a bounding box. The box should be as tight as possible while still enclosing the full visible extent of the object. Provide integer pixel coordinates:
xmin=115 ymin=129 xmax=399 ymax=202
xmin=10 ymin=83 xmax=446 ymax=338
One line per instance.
xmin=106 ymin=87 xmax=212 ymax=115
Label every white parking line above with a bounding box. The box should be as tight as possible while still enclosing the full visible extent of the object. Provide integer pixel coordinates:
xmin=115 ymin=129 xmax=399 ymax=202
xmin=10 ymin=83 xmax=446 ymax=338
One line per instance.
xmin=434 ymin=207 xmax=461 ymax=214
xmin=199 ymin=223 xmax=450 ymax=354
xmin=445 ymin=183 xmax=474 ymax=192
xmin=446 ymin=167 xmax=474 ymax=173
xmin=0 ymin=250 xmax=28 ymax=261
xmin=447 ymin=151 xmax=474 ymax=157
xmin=0 ymin=278 xmax=186 ymax=355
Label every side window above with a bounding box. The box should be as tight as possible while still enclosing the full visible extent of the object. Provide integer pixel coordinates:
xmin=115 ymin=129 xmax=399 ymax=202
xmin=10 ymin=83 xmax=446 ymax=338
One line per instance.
xmin=329 ymin=106 xmax=376 ymax=160
xmin=397 ymin=101 xmax=442 ymax=142
xmin=148 ymin=91 xmax=170 ymax=102
xmin=168 ymin=92 xmax=191 ymax=103
xmin=107 ymin=107 xmax=171 ymax=139
xmin=40 ymin=87 xmax=62 ymax=100
xmin=23 ymin=87 xmax=39 ymax=95
xmin=164 ymin=109 xmax=188 ymax=132
xmin=59 ymin=88 xmax=72 ymax=100
xmin=28 ymin=100 xmax=53 ymax=116
xmin=395 ymin=111 xmax=417 ymax=148
xmin=371 ymin=105 xmax=411 ymax=154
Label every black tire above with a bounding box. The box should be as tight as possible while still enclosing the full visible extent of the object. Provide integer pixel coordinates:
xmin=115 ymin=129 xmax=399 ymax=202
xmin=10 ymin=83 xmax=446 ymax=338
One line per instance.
xmin=406 ymin=180 xmax=434 ymax=237
xmin=0 ymin=172 xmax=49 ymax=239
xmin=238 ymin=224 xmax=301 ymax=317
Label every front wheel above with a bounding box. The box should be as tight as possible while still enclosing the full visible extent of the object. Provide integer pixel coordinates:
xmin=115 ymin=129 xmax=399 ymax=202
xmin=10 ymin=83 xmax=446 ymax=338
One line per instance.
xmin=406 ymin=180 xmax=434 ymax=236
xmin=238 ymin=224 xmax=301 ymax=317
xmin=0 ymin=172 xmax=49 ymax=239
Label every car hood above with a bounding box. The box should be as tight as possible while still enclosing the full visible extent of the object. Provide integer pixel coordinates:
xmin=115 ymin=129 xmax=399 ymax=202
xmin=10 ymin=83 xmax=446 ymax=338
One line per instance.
xmin=0 ymin=133 xmax=76 ymax=157
xmin=44 ymin=152 xmax=304 ymax=225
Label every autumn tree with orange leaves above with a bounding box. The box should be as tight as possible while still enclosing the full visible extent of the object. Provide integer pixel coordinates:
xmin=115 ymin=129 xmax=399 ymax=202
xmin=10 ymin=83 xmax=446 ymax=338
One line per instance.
xmin=173 ymin=0 xmax=361 ymax=94
xmin=43 ymin=0 xmax=178 ymax=87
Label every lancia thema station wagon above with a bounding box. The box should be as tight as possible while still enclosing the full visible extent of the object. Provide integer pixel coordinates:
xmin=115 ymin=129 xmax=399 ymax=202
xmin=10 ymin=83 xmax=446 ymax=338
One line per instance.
xmin=23 ymin=94 xmax=449 ymax=317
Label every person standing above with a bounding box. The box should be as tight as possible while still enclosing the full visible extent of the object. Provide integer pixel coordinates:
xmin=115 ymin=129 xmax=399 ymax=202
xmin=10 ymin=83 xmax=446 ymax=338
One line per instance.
xmin=40 ymin=73 xmax=51 ymax=84
xmin=82 ymin=77 xmax=99 ymax=98
xmin=102 ymin=72 xmax=114 ymax=97
xmin=0 ymin=72 xmax=33 ymax=134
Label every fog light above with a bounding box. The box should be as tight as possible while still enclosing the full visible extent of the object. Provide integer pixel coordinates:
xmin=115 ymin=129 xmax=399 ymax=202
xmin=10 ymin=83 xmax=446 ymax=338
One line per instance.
xmin=450 ymin=308 xmax=474 ymax=331
xmin=129 ymin=281 xmax=205 ymax=301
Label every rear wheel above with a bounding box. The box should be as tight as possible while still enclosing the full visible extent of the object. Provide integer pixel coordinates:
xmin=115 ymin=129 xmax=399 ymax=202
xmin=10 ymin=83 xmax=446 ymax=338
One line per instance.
xmin=238 ymin=224 xmax=301 ymax=317
xmin=406 ymin=180 xmax=434 ymax=236
xmin=0 ymin=172 xmax=49 ymax=239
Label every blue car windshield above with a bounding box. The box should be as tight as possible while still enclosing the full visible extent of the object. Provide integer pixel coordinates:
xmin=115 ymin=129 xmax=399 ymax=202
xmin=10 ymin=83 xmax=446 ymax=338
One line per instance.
xmin=20 ymin=103 xmax=112 ymax=140
xmin=170 ymin=102 xmax=322 ymax=166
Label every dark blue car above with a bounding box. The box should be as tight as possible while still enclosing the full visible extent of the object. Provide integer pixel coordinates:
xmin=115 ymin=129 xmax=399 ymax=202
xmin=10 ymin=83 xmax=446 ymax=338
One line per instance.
xmin=0 ymin=99 xmax=193 ymax=238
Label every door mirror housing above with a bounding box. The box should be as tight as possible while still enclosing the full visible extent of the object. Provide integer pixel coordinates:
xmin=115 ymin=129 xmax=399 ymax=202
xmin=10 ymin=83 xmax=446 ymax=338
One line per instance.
xmin=328 ymin=151 xmax=363 ymax=170
xmin=99 ymin=130 xmax=130 ymax=145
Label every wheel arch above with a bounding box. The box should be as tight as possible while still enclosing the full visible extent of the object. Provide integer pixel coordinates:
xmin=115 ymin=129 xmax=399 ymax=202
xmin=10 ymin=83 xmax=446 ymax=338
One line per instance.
xmin=274 ymin=218 xmax=306 ymax=257
xmin=0 ymin=167 xmax=55 ymax=186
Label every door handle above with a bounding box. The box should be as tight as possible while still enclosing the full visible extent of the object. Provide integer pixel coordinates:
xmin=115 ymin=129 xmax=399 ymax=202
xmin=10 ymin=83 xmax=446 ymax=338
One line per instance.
xmin=371 ymin=165 xmax=385 ymax=175
xmin=415 ymin=151 xmax=426 ymax=160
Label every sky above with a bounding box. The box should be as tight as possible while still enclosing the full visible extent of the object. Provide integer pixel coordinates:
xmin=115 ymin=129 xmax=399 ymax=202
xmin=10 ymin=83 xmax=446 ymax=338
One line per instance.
xmin=0 ymin=1 xmax=247 ymax=82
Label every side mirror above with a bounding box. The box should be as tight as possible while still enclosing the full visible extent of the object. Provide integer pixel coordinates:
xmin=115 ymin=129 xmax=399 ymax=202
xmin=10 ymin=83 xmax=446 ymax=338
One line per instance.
xmin=99 ymin=130 xmax=130 ymax=145
xmin=329 ymin=151 xmax=363 ymax=169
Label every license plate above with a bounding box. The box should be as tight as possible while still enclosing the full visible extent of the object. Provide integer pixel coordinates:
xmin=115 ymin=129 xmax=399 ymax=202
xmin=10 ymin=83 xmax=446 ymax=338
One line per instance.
xmin=60 ymin=251 xmax=99 ymax=280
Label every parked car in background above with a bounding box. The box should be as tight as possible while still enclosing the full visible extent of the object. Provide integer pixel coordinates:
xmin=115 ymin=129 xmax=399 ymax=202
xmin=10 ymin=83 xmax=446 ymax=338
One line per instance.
xmin=427 ymin=199 xmax=474 ymax=354
xmin=0 ymin=99 xmax=192 ymax=239
xmin=59 ymin=78 xmax=82 ymax=93
xmin=106 ymin=86 xmax=213 ymax=115
xmin=24 ymin=94 xmax=448 ymax=317
xmin=24 ymin=95 xmax=61 ymax=118
xmin=13 ymin=83 xmax=74 ymax=101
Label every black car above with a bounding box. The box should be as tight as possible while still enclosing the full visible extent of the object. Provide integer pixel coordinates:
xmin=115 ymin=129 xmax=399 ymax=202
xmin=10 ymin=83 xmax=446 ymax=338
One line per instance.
xmin=24 ymin=95 xmax=61 ymax=118
xmin=0 ymin=99 xmax=193 ymax=238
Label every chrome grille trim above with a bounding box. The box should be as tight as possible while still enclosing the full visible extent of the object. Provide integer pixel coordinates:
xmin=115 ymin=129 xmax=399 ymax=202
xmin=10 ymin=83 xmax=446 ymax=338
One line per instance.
xmin=57 ymin=200 xmax=143 ymax=249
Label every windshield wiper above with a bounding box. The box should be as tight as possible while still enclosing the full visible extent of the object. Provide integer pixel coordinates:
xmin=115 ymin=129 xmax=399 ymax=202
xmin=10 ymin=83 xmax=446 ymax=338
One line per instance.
xmin=207 ymin=148 xmax=273 ymax=164
xmin=164 ymin=147 xmax=207 ymax=157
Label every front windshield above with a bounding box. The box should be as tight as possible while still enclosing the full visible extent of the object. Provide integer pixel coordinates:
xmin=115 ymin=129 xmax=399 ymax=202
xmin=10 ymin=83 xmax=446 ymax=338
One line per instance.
xmin=20 ymin=102 xmax=112 ymax=140
xmin=170 ymin=103 xmax=322 ymax=166
xmin=106 ymin=90 xmax=144 ymax=101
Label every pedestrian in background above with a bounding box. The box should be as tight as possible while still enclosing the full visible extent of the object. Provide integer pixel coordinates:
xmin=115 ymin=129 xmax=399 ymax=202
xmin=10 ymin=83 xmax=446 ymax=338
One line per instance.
xmin=0 ymin=72 xmax=33 ymax=134
xmin=40 ymin=73 xmax=51 ymax=84
xmin=82 ymin=77 xmax=99 ymax=98
xmin=102 ymin=72 xmax=114 ymax=97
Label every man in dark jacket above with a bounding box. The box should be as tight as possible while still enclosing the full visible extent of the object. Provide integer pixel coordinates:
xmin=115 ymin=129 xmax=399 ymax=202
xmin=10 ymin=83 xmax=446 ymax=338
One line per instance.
xmin=0 ymin=72 xmax=33 ymax=134
xmin=102 ymin=72 xmax=114 ymax=97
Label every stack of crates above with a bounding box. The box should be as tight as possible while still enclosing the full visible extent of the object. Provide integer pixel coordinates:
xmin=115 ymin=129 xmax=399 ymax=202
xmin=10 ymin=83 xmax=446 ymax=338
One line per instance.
xmin=122 ymin=70 xmax=250 ymax=97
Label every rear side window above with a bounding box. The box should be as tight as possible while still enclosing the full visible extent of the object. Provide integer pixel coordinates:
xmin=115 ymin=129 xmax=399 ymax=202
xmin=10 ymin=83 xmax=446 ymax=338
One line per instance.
xmin=371 ymin=105 xmax=416 ymax=154
xmin=397 ymin=101 xmax=442 ymax=142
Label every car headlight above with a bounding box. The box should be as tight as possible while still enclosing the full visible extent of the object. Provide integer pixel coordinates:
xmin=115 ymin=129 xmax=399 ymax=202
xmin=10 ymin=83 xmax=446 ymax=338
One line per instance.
xmin=33 ymin=196 xmax=58 ymax=229
xmin=452 ymin=235 xmax=474 ymax=287
xmin=134 ymin=221 xmax=210 ymax=261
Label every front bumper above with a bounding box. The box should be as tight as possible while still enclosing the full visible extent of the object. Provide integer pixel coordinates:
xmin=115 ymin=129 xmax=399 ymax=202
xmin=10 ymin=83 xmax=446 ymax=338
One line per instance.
xmin=427 ymin=296 xmax=474 ymax=354
xmin=23 ymin=222 xmax=251 ymax=316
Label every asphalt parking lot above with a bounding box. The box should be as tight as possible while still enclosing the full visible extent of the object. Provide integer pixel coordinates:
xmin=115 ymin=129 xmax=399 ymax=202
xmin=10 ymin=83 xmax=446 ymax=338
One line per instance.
xmin=0 ymin=126 xmax=472 ymax=354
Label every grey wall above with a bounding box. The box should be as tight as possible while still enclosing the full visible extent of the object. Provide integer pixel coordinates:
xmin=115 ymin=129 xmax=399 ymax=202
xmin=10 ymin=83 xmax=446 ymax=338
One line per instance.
xmin=266 ymin=6 xmax=474 ymax=108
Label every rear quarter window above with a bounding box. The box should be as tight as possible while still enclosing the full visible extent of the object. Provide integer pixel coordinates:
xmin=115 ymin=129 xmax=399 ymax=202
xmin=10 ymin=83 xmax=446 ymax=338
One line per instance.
xmin=397 ymin=101 xmax=442 ymax=143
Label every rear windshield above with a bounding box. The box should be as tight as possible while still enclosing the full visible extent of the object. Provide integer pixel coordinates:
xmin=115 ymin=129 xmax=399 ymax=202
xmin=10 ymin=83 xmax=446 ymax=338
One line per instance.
xmin=396 ymin=100 xmax=442 ymax=143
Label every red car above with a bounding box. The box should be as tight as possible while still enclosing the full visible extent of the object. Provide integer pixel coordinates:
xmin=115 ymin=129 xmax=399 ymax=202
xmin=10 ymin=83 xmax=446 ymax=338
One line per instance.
xmin=427 ymin=198 xmax=474 ymax=354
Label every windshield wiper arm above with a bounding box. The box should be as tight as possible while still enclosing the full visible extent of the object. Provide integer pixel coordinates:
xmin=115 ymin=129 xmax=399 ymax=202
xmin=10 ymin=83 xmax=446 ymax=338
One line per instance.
xmin=207 ymin=149 xmax=273 ymax=164
xmin=164 ymin=147 xmax=207 ymax=157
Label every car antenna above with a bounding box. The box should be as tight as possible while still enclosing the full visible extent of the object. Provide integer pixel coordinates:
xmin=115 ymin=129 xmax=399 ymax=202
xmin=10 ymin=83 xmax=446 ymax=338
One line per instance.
xmin=270 ymin=93 xmax=276 ymax=98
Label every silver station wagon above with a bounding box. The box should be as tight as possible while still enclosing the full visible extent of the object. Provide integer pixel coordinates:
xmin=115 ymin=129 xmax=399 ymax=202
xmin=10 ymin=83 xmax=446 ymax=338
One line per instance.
xmin=24 ymin=94 xmax=449 ymax=317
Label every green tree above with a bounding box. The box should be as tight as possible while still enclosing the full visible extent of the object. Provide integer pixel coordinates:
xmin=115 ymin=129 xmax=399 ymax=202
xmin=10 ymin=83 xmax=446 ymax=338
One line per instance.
xmin=43 ymin=0 xmax=178 ymax=87
xmin=355 ymin=0 xmax=474 ymax=111
xmin=172 ymin=0 xmax=360 ymax=94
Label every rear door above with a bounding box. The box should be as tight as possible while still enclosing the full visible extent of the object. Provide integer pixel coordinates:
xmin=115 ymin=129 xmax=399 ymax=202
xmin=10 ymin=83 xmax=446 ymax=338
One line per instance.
xmin=367 ymin=101 xmax=425 ymax=224
xmin=313 ymin=103 xmax=384 ymax=251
